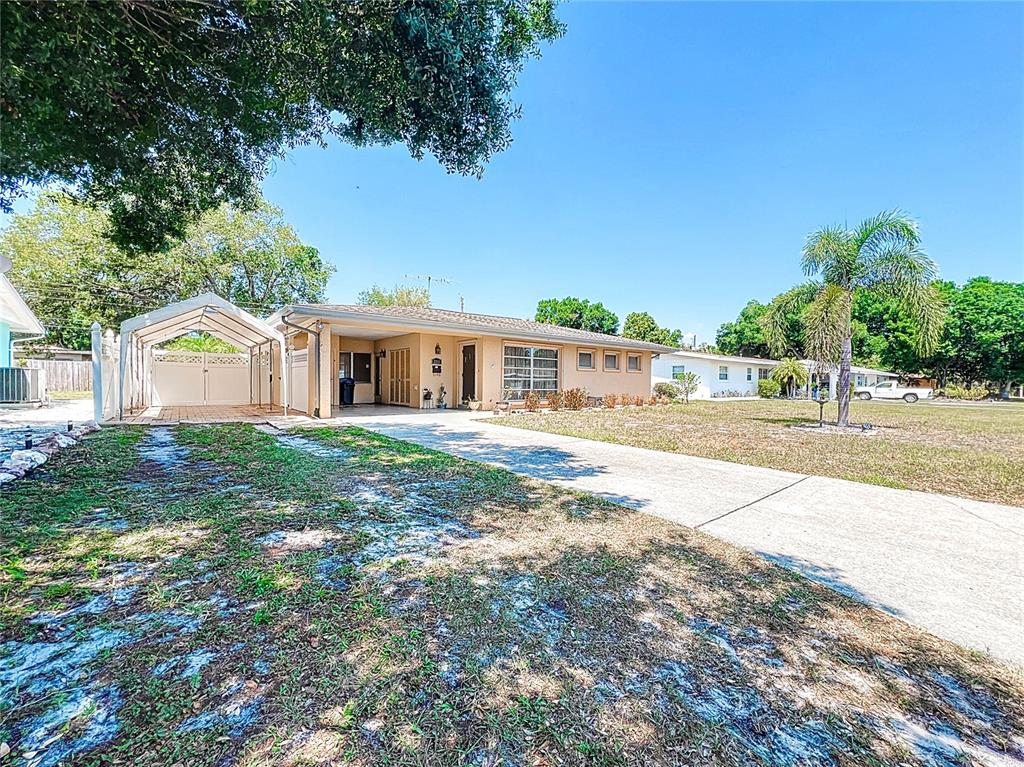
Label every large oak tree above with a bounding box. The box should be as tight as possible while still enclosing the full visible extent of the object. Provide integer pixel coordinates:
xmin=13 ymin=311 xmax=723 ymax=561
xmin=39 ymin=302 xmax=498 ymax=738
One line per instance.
xmin=1 ymin=0 xmax=563 ymax=252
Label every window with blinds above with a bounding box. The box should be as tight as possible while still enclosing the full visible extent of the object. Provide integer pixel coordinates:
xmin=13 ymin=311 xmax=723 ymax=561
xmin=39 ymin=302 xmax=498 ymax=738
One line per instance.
xmin=503 ymin=345 xmax=559 ymax=400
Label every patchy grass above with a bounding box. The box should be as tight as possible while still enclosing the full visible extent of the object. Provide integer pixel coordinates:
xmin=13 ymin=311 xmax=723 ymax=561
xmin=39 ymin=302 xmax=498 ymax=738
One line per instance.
xmin=1 ymin=423 xmax=1022 ymax=767
xmin=49 ymin=390 xmax=93 ymax=400
xmin=489 ymin=399 xmax=1024 ymax=506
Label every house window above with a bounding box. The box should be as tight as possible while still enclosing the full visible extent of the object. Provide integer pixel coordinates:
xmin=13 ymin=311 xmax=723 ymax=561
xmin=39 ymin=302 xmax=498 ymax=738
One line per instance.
xmin=339 ymin=352 xmax=372 ymax=384
xmin=758 ymin=368 xmax=769 ymax=380
xmin=577 ymin=349 xmax=595 ymax=370
xmin=671 ymin=365 xmax=685 ymax=380
xmin=719 ymin=366 xmax=728 ymax=381
xmin=746 ymin=367 xmax=753 ymax=381
xmin=604 ymin=352 xmax=620 ymax=371
xmin=503 ymin=345 xmax=558 ymax=400
xmin=627 ymin=353 xmax=641 ymax=372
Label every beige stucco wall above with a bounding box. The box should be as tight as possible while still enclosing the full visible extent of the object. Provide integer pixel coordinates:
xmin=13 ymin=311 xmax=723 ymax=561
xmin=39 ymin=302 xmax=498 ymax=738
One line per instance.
xmin=475 ymin=339 xmax=654 ymax=409
xmin=376 ymin=333 xmax=421 ymax=406
xmin=562 ymin=346 xmax=652 ymax=400
xmin=332 ymin=335 xmax=376 ymax=405
xmin=281 ymin=315 xmax=660 ymax=413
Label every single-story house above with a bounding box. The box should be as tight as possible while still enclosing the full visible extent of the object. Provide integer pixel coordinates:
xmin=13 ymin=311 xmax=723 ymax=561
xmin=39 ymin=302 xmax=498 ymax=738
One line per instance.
xmin=110 ymin=295 xmax=676 ymax=420
xmin=265 ymin=304 xmax=676 ymax=416
xmin=652 ymin=350 xmax=899 ymax=400
xmin=14 ymin=346 xmax=92 ymax=362
xmin=651 ymin=350 xmax=776 ymax=398
xmin=1 ymin=270 xmax=45 ymax=368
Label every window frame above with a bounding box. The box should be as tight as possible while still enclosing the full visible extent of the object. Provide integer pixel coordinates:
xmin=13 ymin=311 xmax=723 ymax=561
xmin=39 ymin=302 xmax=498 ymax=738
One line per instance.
xmin=671 ymin=364 xmax=686 ymax=380
xmin=718 ymin=365 xmax=729 ymax=381
xmin=758 ymin=367 xmax=770 ymax=380
xmin=339 ymin=350 xmax=372 ymax=384
xmin=746 ymin=367 xmax=753 ymax=381
xmin=576 ymin=348 xmax=596 ymax=371
xmin=502 ymin=343 xmax=560 ymax=401
xmin=603 ymin=350 xmax=620 ymax=372
xmin=626 ymin=353 xmax=642 ymax=373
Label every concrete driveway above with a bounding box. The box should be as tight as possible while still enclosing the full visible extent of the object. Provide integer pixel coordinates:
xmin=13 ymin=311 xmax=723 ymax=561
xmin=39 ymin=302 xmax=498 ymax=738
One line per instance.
xmin=324 ymin=408 xmax=1024 ymax=667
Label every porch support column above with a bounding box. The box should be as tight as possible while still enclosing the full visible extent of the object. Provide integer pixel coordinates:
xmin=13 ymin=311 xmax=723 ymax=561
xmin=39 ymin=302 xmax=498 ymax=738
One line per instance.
xmin=317 ymin=325 xmax=332 ymax=418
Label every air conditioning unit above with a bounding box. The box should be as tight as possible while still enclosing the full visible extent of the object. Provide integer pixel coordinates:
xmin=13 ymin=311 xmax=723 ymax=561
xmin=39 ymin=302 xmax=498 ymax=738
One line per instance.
xmin=0 ymin=367 xmax=46 ymax=403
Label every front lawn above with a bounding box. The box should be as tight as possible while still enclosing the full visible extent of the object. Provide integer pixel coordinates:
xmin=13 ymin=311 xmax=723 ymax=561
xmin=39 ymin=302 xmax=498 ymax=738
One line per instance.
xmin=491 ymin=399 xmax=1024 ymax=506
xmin=1 ymin=424 xmax=1022 ymax=766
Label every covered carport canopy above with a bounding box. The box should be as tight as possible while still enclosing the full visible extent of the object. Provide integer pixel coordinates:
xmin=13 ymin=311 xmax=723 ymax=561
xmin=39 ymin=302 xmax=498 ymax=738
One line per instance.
xmin=118 ymin=292 xmax=288 ymax=418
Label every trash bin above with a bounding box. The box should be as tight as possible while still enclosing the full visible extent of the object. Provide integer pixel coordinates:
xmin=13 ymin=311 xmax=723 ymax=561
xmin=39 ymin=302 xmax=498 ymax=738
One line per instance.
xmin=340 ymin=377 xmax=356 ymax=407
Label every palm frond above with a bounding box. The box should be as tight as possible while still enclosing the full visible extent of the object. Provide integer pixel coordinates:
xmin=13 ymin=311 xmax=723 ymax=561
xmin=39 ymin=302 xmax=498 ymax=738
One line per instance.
xmin=801 ymin=226 xmax=851 ymax=282
xmin=769 ymin=357 xmax=808 ymax=386
xmin=803 ymin=283 xmax=850 ymax=367
xmin=861 ymin=244 xmax=938 ymax=296
xmin=906 ymin=281 xmax=946 ymax=355
xmin=853 ymin=209 xmax=921 ymax=263
xmin=759 ymin=282 xmax=818 ymax=357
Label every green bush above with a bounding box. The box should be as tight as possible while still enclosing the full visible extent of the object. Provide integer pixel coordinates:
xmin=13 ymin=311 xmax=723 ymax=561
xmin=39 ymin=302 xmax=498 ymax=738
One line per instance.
xmin=940 ymin=384 xmax=990 ymax=400
xmin=757 ymin=379 xmax=782 ymax=398
xmin=653 ymin=382 xmax=679 ymax=400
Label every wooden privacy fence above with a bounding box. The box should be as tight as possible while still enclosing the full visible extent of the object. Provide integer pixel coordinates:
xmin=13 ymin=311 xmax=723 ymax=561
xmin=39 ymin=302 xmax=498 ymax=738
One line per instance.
xmin=23 ymin=359 xmax=92 ymax=392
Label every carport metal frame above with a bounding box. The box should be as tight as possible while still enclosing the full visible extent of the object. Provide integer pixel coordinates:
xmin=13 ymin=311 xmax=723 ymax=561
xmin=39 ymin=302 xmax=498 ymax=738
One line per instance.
xmin=118 ymin=292 xmax=288 ymax=419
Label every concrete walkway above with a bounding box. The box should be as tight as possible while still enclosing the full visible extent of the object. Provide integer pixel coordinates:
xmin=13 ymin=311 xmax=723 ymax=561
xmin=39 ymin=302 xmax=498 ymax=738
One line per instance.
xmin=327 ymin=408 xmax=1023 ymax=667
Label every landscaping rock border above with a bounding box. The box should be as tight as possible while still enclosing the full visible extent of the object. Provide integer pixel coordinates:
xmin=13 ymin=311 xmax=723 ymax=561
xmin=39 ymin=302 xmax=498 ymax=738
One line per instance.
xmin=0 ymin=421 xmax=100 ymax=486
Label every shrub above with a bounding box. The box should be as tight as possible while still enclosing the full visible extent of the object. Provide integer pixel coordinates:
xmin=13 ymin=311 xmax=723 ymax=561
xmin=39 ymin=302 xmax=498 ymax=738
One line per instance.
xmin=524 ymin=391 xmax=541 ymax=412
xmin=563 ymin=387 xmax=587 ymax=410
xmin=653 ymin=382 xmax=679 ymax=400
xmin=603 ymin=393 xmax=618 ymax=408
xmin=757 ymin=379 xmax=782 ymax=398
xmin=633 ymin=394 xmax=645 ymax=406
xmin=940 ymin=383 xmax=990 ymax=400
xmin=647 ymin=395 xmax=658 ymax=406
xmin=546 ymin=390 xmax=562 ymax=410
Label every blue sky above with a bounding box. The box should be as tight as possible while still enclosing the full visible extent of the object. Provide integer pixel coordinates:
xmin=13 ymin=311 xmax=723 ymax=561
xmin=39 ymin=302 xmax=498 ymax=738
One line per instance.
xmin=9 ymin=2 xmax=1023 ymax=340
xmin=262 ymin=1 xmax=1023 ymax=340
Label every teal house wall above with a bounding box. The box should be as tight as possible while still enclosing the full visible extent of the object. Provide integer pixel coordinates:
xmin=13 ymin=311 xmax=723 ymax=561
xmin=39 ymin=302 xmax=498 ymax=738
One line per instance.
xmin=0 ymin=320 xmax=11 ymax=367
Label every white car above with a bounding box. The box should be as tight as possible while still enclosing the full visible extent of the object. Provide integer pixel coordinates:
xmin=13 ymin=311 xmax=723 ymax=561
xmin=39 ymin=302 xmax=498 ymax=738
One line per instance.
xmin=854 ymin=380 xmax=933 ymax=403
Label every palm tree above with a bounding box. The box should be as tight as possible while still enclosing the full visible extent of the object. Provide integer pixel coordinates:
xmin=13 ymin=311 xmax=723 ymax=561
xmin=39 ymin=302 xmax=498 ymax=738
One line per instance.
xmin=770 ymin=357 xmax=808 ymax=399
xmin=761 ymin=210 xmax=944 ymax=426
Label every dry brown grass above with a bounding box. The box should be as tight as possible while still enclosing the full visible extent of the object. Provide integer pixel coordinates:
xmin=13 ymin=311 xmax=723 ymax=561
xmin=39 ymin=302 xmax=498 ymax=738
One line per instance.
xmin=1 ymin=424 xmax=1021 ymax=767
xmin=492 ymin=399 xmax=1024 ymax=506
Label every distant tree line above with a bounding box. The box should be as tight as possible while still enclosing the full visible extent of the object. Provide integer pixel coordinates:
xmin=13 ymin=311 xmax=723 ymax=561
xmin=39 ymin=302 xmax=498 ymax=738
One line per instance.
xmin=1 ymin=192 xmax=333 ymax=349
xmin=717 ymin=277 xmax=1024 ymax=392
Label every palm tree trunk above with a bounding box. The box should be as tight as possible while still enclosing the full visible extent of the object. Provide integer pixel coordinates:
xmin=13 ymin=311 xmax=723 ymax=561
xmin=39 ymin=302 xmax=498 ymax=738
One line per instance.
xmin=837 ymin=335 xmax=853 ymax=426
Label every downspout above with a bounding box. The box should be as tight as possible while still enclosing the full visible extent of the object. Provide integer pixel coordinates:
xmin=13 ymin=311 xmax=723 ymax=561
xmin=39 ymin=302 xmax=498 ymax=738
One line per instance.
xmin=281 ymin=313 xmax=321 ymax=418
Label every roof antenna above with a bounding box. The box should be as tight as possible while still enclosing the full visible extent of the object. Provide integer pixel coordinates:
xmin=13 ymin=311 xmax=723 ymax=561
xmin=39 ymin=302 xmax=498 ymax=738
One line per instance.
xmin=405 ymin=273 xmax=453 ymax=299
xmin=459 ymin=295 xmax=465 ymax=312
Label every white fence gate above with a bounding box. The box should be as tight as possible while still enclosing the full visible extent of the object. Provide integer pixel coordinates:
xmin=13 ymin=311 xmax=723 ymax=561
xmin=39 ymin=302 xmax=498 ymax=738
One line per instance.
xmin=151 ymin=350 xmax=250 ymax=406
xmin=289 ymin=349 xmax=308 ymax=414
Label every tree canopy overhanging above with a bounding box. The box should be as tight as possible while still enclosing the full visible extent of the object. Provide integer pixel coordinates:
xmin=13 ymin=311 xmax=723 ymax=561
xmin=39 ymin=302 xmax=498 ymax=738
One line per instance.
xmin=0 ymin=0 xmax=564 ymax=252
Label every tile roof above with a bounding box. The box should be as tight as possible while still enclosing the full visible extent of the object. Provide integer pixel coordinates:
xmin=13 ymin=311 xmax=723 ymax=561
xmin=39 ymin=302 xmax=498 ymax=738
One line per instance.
xmin=281 ymin=304 xmax=678 ymax=353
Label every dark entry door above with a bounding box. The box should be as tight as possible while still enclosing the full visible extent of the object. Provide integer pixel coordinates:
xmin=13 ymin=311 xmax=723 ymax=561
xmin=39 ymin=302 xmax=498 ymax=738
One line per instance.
xmin=461 ymin=344 xmax=476 ymax=402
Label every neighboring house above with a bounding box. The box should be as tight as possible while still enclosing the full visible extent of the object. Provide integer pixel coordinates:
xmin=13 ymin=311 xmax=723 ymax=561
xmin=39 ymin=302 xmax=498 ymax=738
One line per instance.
xmin=652 ymin=350 xmax=900 ymax=400
xmin=266 ymin=304 xmax=676 ymax=416
xmin=0 ymin=271 xmax=45 ymax=368
xmin=15 ymin=346 xmax=91 ymax=362
xmin=652 ymin=350 xmax=777 ymax=398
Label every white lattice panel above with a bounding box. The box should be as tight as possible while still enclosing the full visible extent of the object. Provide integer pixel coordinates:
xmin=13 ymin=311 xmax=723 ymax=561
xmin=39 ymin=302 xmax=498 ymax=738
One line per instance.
xmin=151 ymin=350 xmax=250 ymax=406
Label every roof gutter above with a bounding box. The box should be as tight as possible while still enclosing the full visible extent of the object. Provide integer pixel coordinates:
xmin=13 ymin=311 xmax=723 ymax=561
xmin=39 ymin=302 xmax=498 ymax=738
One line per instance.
xmin=281 ymin=313 xmax=322 ymax=418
